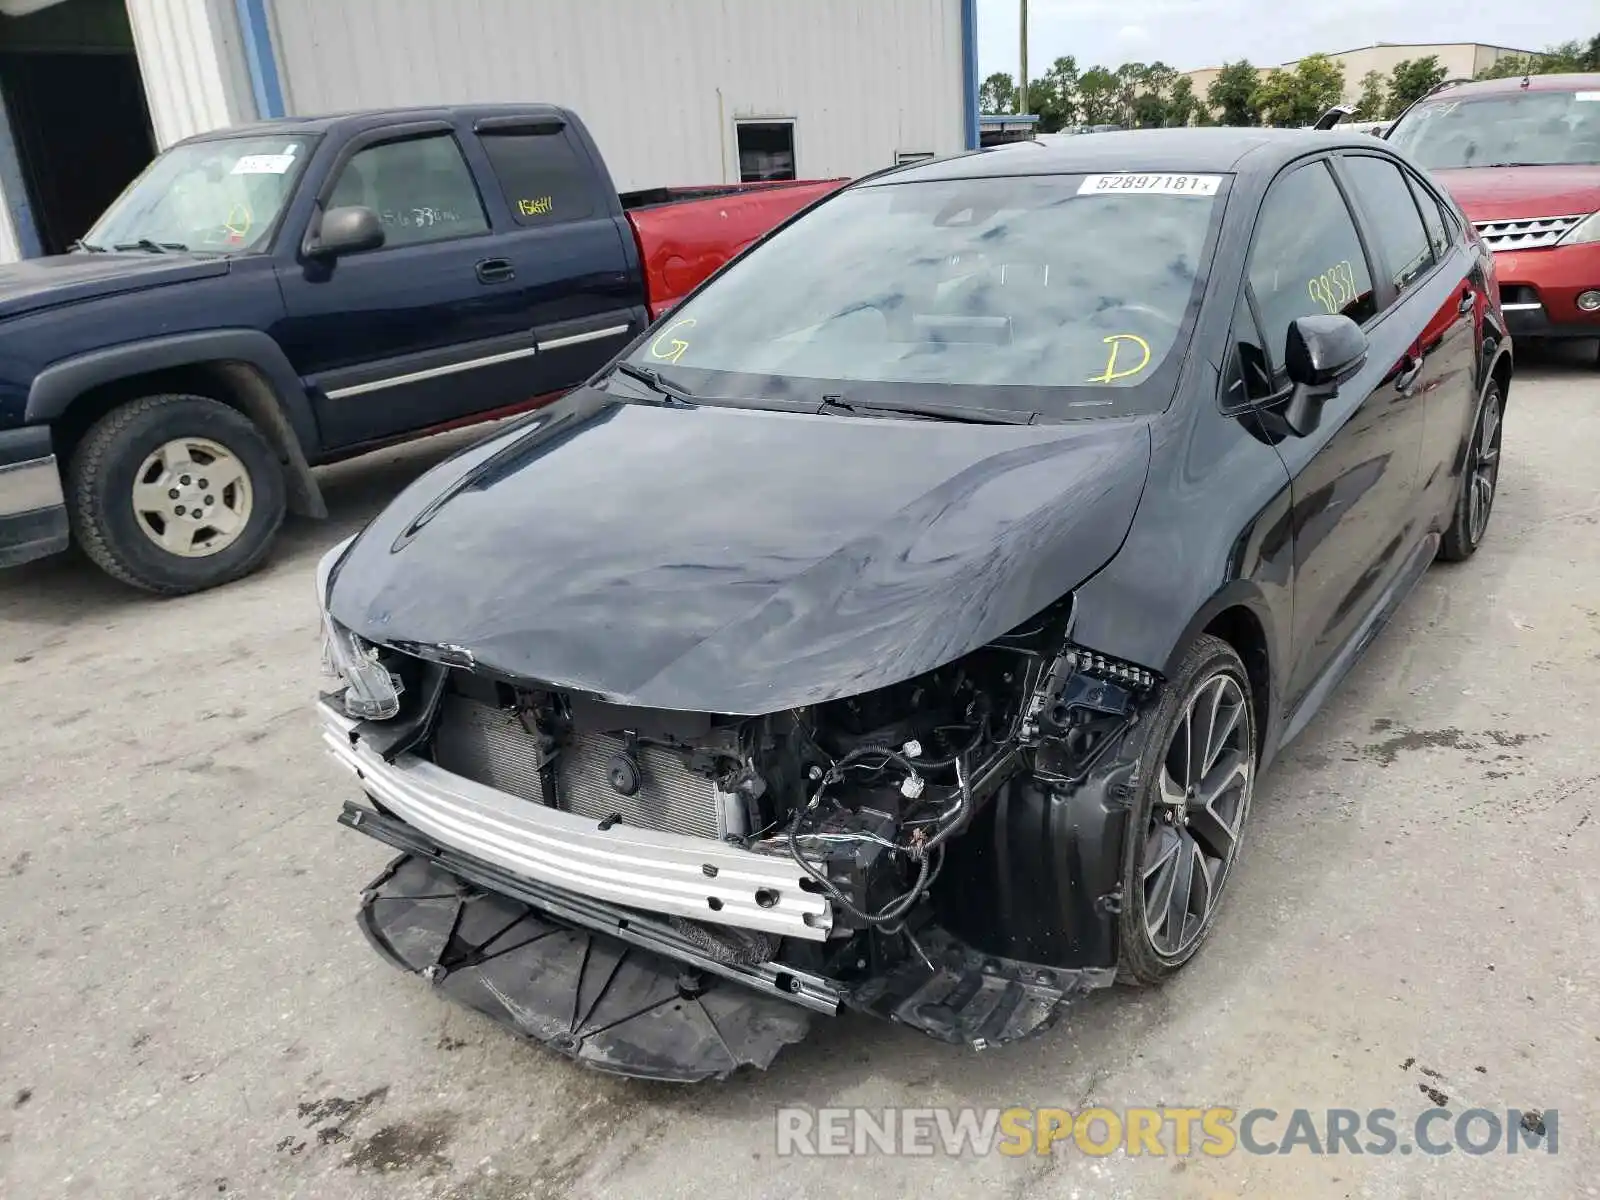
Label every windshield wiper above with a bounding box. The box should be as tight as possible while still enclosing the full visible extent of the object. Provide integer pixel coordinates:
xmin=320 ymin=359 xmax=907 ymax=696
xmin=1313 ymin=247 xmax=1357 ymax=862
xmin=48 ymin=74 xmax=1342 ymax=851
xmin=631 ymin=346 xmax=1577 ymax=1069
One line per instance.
xmin=817 ymin=394 xmax=1038 ymax=425
xmin=113 ymin=238 xmax=189 ymax=253
xmin=611 ymin=361 xmax=697 ymax=407
xmin=67 ymin=239 xmax=107 ymax=253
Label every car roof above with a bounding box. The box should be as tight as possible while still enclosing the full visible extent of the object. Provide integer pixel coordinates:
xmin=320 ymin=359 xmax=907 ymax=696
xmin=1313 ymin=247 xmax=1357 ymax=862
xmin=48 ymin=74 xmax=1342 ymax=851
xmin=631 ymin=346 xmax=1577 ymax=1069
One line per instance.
xmin=864 ymin=127 xmax=1398 ymax=187
xmin=1420 ymin=72 xmax=1600 ymax=99
xmin=175 ymin=104 xmax=572 ymax=144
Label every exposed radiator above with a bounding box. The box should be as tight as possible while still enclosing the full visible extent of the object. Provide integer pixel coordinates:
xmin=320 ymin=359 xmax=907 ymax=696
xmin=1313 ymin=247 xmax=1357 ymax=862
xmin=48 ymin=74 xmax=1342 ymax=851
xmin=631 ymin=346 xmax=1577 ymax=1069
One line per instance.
xmin=431 ymin=695 xmax=729 ymax=840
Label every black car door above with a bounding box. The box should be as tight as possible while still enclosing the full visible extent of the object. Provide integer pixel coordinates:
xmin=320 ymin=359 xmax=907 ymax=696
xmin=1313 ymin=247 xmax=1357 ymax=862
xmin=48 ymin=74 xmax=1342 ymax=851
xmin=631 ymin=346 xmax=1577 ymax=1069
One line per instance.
xmin=464 ymin=118 xmax=645 ymax=391
xmin=1237 ymin=156 xmax=1427 ymax=730
xmin=275 ymin=124 xmax=541 ymax=450
xmin=1335 ymin=152 xmax=1479 ymax=532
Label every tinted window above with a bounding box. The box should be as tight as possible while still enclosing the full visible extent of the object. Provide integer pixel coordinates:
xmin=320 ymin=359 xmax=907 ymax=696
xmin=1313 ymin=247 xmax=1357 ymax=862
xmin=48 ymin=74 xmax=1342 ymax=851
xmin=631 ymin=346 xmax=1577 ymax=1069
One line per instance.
xmin=1388 ymin=89 xmax=1600 ymax=168
xmin=624 ymin=173 xmax=1227 ymax=418
xmin=1341 ymin=155 xmax=1435 ymax=295
xmin=479 ymin=131 xmax=599 ymax=225
xmin=1407 ymin=172 xmax=1451 ymax=260
xmin=326 ymin=134 xmax=488 ymax=247
xmin=1247 ymin=161 xmax=1376 ymax=367
xmin=1226 ymin=288 xmax=1275 ymax=408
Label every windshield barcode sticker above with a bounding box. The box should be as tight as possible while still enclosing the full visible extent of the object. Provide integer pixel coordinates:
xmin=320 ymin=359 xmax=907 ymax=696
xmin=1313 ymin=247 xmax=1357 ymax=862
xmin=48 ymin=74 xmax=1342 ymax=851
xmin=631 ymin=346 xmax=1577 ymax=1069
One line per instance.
xmin=1078 ymin=173 xmax=1221 ymax=197
xmin=1576 ymin=91 xmax=1600 ymax=102
xmin=232 ymin=154 xmax=297 ymax=175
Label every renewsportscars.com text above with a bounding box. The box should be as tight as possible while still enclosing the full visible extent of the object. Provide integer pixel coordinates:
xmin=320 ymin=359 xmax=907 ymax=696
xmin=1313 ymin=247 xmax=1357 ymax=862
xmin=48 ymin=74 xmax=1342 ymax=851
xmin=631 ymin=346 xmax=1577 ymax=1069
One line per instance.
xmin=775 ymin=1106 xmax=1558 ymax=1158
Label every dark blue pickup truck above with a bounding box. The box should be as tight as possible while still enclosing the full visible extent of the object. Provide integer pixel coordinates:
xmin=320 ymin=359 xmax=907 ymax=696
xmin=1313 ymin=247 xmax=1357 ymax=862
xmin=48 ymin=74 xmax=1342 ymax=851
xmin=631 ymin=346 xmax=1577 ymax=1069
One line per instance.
xmin=0 ymin=104 xmax=838 ymax=593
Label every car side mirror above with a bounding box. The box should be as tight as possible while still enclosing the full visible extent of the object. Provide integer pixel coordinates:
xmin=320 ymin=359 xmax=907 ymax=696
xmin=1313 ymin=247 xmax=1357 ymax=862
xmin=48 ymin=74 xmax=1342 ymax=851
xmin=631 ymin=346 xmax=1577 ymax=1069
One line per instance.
xmin=1268 ymin=315 xmax=1368 ymax=437
xmin=308 ymin=205 xmax=384 ymax=258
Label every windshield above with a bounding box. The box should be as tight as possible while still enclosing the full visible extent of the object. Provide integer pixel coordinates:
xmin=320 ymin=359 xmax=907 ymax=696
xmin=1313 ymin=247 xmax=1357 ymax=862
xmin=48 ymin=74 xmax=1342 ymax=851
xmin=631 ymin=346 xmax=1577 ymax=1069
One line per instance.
xmin=1388 ymin=89 xmax=1600 ymax=168
xmin=624 ymin=173 xmax=1227 ymax=418
xmin=83 ymin=135 xmax=317 ymax=253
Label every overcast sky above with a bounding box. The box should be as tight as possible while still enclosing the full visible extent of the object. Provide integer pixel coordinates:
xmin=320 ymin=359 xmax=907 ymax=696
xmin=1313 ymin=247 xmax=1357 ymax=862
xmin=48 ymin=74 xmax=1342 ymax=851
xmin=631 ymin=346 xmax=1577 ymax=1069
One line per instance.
xmin=976 ymin=0 xmax=1594 ymax=76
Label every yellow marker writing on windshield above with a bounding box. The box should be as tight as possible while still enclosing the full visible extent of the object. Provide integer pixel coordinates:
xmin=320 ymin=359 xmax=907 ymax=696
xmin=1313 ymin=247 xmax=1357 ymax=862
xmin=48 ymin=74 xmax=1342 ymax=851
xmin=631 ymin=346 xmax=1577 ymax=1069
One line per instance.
xmin=224 ymin=202 xmax=253 ymax=239
xmin=1087 ymin=333 xmax=1151 ymax=383
xmin=649 ymin=317 xmax=696 ymax=365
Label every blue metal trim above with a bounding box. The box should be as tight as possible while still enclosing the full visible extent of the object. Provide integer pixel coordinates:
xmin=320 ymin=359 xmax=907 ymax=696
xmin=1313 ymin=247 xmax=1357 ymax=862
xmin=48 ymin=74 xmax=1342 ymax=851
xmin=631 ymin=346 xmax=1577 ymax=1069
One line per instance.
xmin=235 ymin=0 xmax=286 ymax=118
xmin=960 ymin=0 xmax=979 ymax=150
xmin=0 ymin=90 xmax=42 ymax=258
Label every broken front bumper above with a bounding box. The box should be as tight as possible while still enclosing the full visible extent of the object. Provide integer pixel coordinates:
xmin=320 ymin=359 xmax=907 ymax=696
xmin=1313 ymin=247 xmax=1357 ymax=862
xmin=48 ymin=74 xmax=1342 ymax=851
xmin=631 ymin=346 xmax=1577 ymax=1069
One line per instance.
xmin=320 ymin=702 xmax=832 ymax=941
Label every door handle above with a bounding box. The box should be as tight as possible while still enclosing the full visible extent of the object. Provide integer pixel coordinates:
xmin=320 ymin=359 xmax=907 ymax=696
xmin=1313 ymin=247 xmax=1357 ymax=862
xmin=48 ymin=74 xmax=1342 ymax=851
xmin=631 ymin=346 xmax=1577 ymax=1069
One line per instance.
xmin=1457 ymin=287 xmax=1476 ymax=315
xmin=1394 ymin=355 xmax=1425 ymax=396
xmin=475 ymin=257 xmax=515 ymax=284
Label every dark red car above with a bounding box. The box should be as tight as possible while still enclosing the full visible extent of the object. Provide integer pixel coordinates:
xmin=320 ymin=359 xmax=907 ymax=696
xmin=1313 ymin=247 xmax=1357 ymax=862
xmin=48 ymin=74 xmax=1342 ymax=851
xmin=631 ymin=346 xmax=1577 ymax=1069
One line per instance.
xmin=1387 ymin=73 xmax=1600 ymax=348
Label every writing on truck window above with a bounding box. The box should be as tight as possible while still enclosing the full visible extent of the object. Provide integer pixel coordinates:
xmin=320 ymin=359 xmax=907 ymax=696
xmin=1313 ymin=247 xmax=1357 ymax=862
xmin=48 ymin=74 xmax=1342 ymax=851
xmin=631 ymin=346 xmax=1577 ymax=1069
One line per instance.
xmin=518 ymin=196 xmax=554 ymax=217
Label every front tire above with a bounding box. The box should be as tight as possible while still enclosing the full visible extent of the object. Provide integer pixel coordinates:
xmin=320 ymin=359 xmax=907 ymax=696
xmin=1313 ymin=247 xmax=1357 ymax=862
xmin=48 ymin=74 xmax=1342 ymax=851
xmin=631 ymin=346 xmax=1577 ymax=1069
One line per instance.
xmin=1117 ymin=634 xmax=1256 ymax=986
xmin=67 ymin=394 xmax=286 ymax=594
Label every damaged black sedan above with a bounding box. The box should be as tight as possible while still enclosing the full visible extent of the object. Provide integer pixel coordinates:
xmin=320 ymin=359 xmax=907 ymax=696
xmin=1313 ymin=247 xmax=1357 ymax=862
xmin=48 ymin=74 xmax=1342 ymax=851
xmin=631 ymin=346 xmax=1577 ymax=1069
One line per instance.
xmin=316 ymin=129 xmax=1511 ymax=1081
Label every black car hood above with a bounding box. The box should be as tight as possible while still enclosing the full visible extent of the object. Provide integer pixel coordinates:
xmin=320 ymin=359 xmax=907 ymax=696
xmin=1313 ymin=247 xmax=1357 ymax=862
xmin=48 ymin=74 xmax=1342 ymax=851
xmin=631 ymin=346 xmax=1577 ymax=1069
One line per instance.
xmin=0 ymin=253 xmax=230 ymax=320
xmin=329 ymin=390 xmax=1152 ymax=715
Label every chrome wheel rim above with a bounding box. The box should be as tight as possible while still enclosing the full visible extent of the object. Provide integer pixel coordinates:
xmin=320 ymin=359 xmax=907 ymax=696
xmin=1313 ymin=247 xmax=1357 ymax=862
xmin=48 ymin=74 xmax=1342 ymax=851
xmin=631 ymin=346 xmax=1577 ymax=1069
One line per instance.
xmin=1468 ymin=390 xmax=1501 ymax=546
xmin=1143 ymin=672 xmax=1253 ymax=958
xmin=131 ymin=437 xmax=253 ymax=558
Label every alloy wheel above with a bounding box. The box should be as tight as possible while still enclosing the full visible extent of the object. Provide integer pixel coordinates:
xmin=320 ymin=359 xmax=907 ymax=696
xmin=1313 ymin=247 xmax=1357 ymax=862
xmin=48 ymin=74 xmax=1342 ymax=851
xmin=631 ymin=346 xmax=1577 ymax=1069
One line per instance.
xmin=131 ymin=437 xmax=254 ymax=558
xmin=1142 ymin=672 xmax=1253 ymax=958
xmin=1467 ymin=390 xmax=1502 ymax=546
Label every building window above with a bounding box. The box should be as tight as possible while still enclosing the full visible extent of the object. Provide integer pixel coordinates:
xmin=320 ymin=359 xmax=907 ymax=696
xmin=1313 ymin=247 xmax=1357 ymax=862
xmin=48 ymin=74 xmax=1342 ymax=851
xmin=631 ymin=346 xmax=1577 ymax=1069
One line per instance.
xmin=736 ymin=121 xmax=796 ymax=182
xmin=895 ymin=151 xmax=935 ymax=165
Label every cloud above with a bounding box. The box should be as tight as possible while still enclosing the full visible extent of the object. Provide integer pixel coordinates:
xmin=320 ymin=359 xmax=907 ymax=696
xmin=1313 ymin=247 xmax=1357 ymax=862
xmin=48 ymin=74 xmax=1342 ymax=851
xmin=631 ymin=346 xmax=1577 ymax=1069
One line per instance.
xmin=1116 ymin=24 xmax=1152 ymax=47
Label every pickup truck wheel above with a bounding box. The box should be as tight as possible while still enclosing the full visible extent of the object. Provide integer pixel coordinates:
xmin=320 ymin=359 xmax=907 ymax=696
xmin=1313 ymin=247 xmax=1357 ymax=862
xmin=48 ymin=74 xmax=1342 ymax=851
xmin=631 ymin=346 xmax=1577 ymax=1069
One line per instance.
xmin=68 ymin=394 xmax=286 ymax=594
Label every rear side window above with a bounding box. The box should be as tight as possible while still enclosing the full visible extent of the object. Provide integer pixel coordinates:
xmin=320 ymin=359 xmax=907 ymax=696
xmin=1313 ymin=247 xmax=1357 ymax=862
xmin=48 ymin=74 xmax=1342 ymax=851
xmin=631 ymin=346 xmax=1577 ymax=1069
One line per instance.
xmin=1247 ymin=160 xmax=1377 ymax=367
xmin=326 ymin=133 xmax=488 ymax=247
xmin=1406 ymin=172 xmax=1452 ymax=260
xmin=478 ymin=131 xmax=599 ymax=225
xmin=1341 ymin=155 xmax=1435 ymax=295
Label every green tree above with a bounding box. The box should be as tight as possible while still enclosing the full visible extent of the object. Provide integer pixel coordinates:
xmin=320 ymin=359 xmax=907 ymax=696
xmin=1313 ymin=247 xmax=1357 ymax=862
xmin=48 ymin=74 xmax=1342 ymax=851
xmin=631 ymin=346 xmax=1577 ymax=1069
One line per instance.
xmin=1476 ymin=52 xmax=1540 ymax=80
xmin=1130 ymin=61 xmax=1180 ymax=127
xmin=1476 ymin=35 xmax=1600 ymax=78
xmin=1114 ymin=62 xmax=1147 ymax=125
xmin=1029 ymin=56 xmax=1080 ymax=132
xmin=1385 ymin=55 xmax=1448 ymax=116
xmin=1166 ymin=74 xmax=1201 ymax=127
xmin=1078 ymin=65 xmax=1121 ymax=125
xmin=1352 ymin=70 xmax=1387 ymax=120
xmin=979 ymin=72 xmax=1016 ymax=114
xmin=1254 ymin=53 xmax=1346 ymax=127
xmin=1208 ymin=60 xmax=1263 ymax=126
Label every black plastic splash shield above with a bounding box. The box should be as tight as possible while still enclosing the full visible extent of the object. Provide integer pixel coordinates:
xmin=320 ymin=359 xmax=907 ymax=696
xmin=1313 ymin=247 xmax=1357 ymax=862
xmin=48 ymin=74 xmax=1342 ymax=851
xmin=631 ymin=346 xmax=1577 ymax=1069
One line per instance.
xmin=848 ymin=926 xmax=1114 ymax=1048
xmin=359 ymin=854 xmax=813 ymax=1083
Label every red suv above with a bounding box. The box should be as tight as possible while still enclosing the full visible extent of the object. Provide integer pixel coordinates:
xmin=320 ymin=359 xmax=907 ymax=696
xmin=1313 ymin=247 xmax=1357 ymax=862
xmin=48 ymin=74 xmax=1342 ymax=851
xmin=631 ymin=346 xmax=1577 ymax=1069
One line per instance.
xmin=1387 ymin=73 xmax=1600 ymax=346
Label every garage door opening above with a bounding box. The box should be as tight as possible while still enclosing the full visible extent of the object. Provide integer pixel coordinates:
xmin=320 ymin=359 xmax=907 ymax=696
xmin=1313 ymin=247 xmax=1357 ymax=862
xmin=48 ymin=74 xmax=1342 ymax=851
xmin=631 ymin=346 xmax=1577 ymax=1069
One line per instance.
xmin=0 ymin=0 xmax=155 ymax=255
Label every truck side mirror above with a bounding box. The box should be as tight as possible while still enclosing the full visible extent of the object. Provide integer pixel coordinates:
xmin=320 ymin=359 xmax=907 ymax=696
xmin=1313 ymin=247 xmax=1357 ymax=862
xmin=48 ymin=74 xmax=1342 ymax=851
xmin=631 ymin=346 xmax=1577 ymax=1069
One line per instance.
xmin=308 ymin=205 xmax=384 ymax=258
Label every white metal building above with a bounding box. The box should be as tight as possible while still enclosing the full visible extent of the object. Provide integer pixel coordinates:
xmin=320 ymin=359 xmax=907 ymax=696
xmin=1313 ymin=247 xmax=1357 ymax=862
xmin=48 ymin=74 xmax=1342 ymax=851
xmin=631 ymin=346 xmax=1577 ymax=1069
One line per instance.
xmin=0 ymin=0 xmax=980 ymax=262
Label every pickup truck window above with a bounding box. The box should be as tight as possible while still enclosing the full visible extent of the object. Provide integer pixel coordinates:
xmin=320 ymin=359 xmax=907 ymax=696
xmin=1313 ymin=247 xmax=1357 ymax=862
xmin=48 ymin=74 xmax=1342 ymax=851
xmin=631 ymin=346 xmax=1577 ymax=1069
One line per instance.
xmin=327 ymin=133 xmax=489 ymax=247
xmin=82 ymin=135 xmax=314 ymax=253
xmin=478 ymin=131 xmax=598 ymax=225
